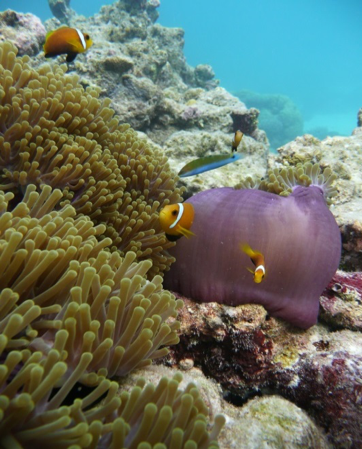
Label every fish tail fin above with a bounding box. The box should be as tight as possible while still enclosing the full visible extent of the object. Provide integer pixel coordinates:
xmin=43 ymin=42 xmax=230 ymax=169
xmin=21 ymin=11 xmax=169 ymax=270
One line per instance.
xmin=240 ymin=243 xmax=254 ymax=257
xmin=179 ymin=226 xmax=195 ymax=239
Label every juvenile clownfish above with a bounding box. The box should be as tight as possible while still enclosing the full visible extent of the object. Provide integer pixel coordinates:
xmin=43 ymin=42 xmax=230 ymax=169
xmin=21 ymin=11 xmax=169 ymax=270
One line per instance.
xmin=240 ymin=243 xmax=266 ymax=283
xmin=231 ymin=130 xmax=243 ymax=152
xmin=43 ymin=27 xmax=93 ymax=63
xmin=159 ymin=203 xmax=195 ymax=241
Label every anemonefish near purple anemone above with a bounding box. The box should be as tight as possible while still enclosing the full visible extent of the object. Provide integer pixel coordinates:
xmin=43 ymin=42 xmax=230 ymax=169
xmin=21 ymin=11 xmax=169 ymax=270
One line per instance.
xmin=241 ymin=243 xmax=266 ymax=283
xmin=43 ymin=27 xmax=93 ymax=62
xmin=159 ymin=203 xmax=195 ymax=241
xmin=164 ymin=186 xmax=341 ymax=329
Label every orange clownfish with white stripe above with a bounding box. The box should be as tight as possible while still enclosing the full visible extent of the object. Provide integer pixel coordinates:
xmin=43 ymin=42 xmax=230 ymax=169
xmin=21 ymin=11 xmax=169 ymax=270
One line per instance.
xmin=241 ymin=243 xmax=266 ymax=283
xmin=159 ymin=203 xmax=195 ymax=241
xmin=43 ymin=27 xmax=93 ymax=63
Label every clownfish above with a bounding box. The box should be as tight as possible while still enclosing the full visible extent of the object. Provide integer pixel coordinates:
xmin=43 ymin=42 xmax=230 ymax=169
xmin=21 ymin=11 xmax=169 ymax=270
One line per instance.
xmin=240 ymin=243 xmax=266 ymax=283
xmin=43 ymin=27 xmax=93 ymax=63
xmin=231 ymin=130 xmax=243 ymax=152
xmin=159 ymin=203 xmax=195 ymax=241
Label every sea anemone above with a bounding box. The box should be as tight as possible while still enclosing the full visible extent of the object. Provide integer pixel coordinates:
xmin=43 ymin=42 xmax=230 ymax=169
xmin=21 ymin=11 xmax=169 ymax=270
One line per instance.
xmin=0 ymin=40 xmax=183 ymax=277
xmin=164 ymin=176 xmax=341 ymax=328
xmin=0 ymin=350 xmax=224 ymax=448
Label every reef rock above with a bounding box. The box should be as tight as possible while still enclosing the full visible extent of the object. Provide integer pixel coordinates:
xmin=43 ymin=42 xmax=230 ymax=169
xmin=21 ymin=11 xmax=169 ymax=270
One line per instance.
xmin=0 ymin=10 xmax=45 ymax=56
xmin=320 ymin=271 xmax=362 ymax=331
xmin=125 ymin=365 xmax=329 ymax=449
xmin=164 ymin=294 xmax=362 ymax=448
xmin=37 ymin=1 xmax=269 ymax=193
xmin=48 ymin=0 xmax=73 ymax=22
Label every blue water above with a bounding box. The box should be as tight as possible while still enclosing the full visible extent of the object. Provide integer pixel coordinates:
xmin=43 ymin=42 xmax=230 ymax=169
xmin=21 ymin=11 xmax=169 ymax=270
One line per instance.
xmin=3 ymin=0 xmax=362 ymax=141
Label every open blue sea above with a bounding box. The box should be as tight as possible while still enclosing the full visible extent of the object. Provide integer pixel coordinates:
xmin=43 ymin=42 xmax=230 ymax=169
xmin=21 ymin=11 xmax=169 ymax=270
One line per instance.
xmin=4 ymin=0 xmax=362 ymax=147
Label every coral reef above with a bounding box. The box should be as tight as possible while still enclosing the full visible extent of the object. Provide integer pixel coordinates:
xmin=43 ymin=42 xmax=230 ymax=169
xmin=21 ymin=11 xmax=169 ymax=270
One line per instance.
xmin=36 ymin=2 xmax=269 ymax=195
xmin=236 ymin=90 xmax=304 ymax=150
xmin=320 ymin=271 xmax=362 ymax=331
xmin=124 ymin=365 xmax=330 ymax=449
xmin=2 ymin=0 xmax=362 ymax=444
xmin=0 ymin=41 xmax=183 ymax=277
xmin=0 ymin=10 xmax=45 ymax=56
xmin=165 ymin=296 xmax=362 ymax=447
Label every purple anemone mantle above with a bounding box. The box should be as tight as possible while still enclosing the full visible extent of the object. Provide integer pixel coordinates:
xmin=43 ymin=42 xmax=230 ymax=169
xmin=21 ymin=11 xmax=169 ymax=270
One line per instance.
xmin=164 ymin=187 xmax=341 ymax=328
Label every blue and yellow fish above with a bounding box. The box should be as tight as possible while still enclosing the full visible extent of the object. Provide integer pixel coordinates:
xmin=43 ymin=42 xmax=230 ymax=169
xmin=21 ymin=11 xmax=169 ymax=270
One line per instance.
xmin=178 ymin=131 xmax=244 ymax=178
xmin=43 ymin=27 xmax=93 ymax=62
xmin=241 ymin=243 xmax=266 ymax=283
xmin=159 ymin=203 xmax=195 ymax=241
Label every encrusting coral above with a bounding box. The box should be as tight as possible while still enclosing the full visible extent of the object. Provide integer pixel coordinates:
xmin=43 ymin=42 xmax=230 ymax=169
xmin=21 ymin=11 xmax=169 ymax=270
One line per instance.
xmin=0 ymin=40 xmax=183 ymax=277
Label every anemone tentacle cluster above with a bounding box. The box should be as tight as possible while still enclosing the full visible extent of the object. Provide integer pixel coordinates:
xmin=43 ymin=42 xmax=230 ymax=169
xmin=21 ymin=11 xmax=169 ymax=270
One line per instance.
xmin=236 ymin=162 xmax=337 ymax=202
xmin=0 ymin=41 xmax=183 ymax=277
xmin=0 ymin=41 xmax=224 ymax=447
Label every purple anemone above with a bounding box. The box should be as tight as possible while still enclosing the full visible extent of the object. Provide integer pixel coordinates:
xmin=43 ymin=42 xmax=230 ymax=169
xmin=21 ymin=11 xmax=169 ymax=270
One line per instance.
xmin=164 ymin=187 xmax=341 ymax=328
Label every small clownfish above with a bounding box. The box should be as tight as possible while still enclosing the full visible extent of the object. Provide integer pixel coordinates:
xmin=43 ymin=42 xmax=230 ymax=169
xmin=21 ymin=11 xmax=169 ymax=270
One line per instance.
xmin=43 ymin=27 xmax=93 ymax=63
xmin=240 ymin=243 xmax=266 ymax=283
xmin=231 ymin=130 xmax=243 ymax=152
xmin=159 ymin=203 xmax=195 ymax=241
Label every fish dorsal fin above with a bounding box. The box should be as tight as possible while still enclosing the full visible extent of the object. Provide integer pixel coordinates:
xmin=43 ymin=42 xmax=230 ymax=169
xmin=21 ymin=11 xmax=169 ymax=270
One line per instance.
xmin=45 ymin=30 xmax=55 ymax=40
xmin=46 ymin=25 xmax=70 ymax=41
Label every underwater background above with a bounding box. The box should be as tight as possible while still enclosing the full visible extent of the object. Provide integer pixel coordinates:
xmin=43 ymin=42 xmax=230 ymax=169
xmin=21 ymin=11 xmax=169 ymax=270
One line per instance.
xmin=3 ymin=0 xmax=362 ymax=150
xmin=1 ymin=0 xmax=362 ymax=447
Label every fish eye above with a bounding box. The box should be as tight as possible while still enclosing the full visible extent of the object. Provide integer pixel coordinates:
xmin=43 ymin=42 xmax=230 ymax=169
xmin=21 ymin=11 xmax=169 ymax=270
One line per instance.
xmin=85 ymin=34 xmax=90 ymax=40
xmin=172 ymin=210 xmax=178 ymax=216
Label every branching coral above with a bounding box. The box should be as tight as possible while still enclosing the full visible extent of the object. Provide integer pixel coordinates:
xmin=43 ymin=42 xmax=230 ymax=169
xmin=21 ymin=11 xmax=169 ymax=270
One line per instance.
xmin=0 ymin=40 xmax=182 ymax=277
xmin=236 ymin=162 xmax=337 ymax=202
xmin=0 ymin=350 xmax=224 ymax=448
